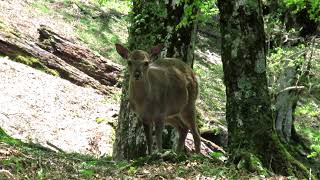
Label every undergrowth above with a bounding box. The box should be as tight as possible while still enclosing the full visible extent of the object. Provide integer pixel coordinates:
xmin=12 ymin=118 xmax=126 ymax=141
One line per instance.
xmin=0 ymin=129 xmax=270 ymax=179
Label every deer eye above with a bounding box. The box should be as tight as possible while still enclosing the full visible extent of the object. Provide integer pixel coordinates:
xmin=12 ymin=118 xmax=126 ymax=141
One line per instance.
xmin=144 ymin=62 xmax=149 ymax=67
xmin=128 ymin=61 xmax=132 ymax=66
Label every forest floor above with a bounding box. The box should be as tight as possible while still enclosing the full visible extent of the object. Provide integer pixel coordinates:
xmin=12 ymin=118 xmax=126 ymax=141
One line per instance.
xmin=0 ymin=0 xmax=319 ymax=179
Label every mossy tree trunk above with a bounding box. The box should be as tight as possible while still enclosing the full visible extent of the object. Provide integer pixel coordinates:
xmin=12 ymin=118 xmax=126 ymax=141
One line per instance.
xmin=217 ymin=0 xmax=312 ymax=177
xmin=113 ymin=0 xmax=198 ymax=160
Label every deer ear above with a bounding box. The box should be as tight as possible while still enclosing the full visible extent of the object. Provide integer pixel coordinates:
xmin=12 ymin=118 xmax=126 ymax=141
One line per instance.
xmin=115 ymin=43 xmax=129 ymax=59
xmin=150 ymin=44 xmax=165 ymax=57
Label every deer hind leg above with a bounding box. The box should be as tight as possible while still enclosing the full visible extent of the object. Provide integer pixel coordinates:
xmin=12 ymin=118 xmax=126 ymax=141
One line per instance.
xmin=155 ymin=120 xmax=164 ymax=153
xmin=181 ymin=107 xmax=201 ymax=153
xmin=143 ymin=122 xmax=153 ymax=155
xmin=166 ymin=116 xmax=187 ymax=153
xmin=176 ymin=120 xmax=188 ymax=153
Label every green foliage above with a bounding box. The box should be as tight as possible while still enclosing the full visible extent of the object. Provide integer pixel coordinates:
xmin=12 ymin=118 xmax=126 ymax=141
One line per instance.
xmin=295 ymin=101 xmax=319 ymax=117
xmin=176 ymin=0 xmax=219 ymax=29
xmin=267 ymin=44 xmax=307 ymax=95
xmin=296 ymin=125 xmax=320 ymax=160
xmin=282 ymin=0 xmax=320 ymax=21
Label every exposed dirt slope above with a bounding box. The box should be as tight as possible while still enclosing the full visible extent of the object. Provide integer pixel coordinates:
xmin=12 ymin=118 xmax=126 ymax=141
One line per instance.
xmin=0 ymin=56 xmax=118 ymax=156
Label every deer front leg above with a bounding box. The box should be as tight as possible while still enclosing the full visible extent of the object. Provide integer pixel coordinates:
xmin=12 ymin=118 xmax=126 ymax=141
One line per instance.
xmin=143 ymin=123 xmax=153 ymax=155
xmin=155 ymin=120 xmax=164 ymax=152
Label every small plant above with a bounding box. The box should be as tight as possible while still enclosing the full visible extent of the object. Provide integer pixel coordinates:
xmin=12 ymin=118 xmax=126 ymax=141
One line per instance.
xmin=79 ymin=169 xmax=95 ymax=178
xmin=127 ymin=166 xmax=137 ymax=175
xmin=36 ymin=168 xmax=45 ymax=180
xmin=176 ymin=166 xmax=186 ymax=177
xmin=308 ymin=144 xmax=320 ymax=159
xmin=210 ymin=151 xmax=224 ymax=159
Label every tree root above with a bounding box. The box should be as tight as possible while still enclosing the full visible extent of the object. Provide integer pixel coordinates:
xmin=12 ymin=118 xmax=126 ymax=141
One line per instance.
xmin=230 ymin=134 xmax=316 ymax=179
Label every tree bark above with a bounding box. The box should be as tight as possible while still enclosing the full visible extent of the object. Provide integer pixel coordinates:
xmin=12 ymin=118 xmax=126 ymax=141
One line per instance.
xmin=0 ymin=25 xmax=121 ymax=94
xmin=218 ymin=0 xmax=312 ymax=177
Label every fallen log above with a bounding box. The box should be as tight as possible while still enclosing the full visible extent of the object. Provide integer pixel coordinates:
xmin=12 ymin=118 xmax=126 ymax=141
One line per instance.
xmin=0 ymin=25 xmax=122 ymax=94
xmin=38 ymin=25 xmax=121 ymax=86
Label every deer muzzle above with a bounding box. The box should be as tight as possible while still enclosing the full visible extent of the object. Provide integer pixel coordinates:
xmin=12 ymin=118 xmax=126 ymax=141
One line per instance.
xmin=134 ymin=71 xmax=141 ymax=80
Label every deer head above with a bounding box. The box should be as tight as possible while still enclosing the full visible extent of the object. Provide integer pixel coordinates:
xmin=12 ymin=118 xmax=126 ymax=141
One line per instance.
xmin=115 ymin=44 xmax=164 ymax=81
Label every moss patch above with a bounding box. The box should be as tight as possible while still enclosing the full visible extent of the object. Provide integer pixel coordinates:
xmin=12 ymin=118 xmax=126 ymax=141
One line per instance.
xmin=13 ymin=55 xmax=60 ymax=77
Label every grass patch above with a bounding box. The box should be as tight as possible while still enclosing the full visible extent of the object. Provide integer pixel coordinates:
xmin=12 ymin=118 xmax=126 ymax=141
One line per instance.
xmin=95 ymin=0 xmax=131 ymax=14
xmin=31 ymin=1 xmax=52 ymax=14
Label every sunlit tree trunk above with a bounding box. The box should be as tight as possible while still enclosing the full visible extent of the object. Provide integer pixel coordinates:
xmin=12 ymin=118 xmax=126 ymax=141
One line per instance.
xmin=218 ymin=0 xmax=311 ymax=177
xmin=113 ymin=0 xmax=197 ymax=160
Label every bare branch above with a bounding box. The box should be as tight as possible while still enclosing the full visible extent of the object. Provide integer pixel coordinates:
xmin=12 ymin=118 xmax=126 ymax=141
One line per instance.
xmin=0 ymin=169 xmax=15 ymax=180
xmin=278 ymin=86 xmax=305 ymax=93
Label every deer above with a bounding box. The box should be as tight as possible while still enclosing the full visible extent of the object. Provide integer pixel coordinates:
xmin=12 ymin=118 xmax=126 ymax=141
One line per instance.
xmin=115 ymin=43 xmax=201 ymax=155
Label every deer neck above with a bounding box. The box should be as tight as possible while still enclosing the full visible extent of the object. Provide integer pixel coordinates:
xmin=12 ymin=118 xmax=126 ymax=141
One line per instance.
xmin=129 ymin=77 xmax=148 ymax=105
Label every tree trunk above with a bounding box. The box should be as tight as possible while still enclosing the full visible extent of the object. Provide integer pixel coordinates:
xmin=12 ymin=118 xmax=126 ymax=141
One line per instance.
xmin=113 ymin=0 xmax=199 ymax=160
xmin=218 ymin=0 xmax=311 ymax=177
xmin=0 ymin=25 xmax=121 ymax=94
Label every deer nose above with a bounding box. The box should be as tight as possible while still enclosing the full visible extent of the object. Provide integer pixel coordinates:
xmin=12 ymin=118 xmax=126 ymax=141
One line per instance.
xmin=134 ymin=71 xmax=141 ymax=79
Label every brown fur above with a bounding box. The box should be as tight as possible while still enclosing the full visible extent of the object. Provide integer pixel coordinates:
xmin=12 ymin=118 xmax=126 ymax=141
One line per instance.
xmin=116 ymin=44 xmax=200 ymax=154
